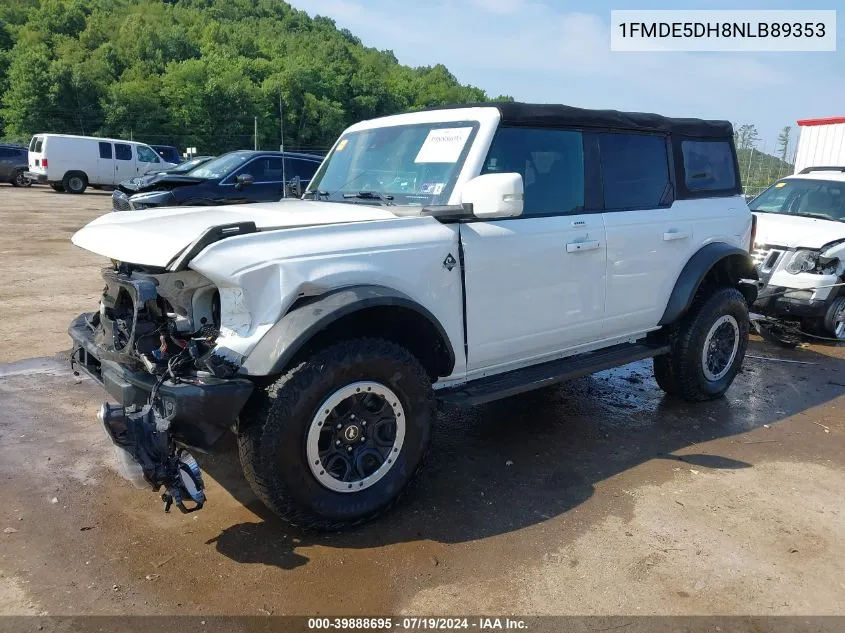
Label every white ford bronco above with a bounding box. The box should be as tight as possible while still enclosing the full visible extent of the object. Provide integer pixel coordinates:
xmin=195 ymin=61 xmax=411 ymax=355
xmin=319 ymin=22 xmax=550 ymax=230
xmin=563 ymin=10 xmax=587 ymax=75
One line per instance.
xmin=69 ymin=103 xmax=757 ymax=528
xmin=749 ymin=167 xmax=845 ymax=341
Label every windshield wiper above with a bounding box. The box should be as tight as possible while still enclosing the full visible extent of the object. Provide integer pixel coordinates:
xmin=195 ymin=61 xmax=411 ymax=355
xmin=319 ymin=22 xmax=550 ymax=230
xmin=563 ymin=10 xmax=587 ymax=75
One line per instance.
xmin=342 ymin=191 xmax=394 ymax=205
xmin=791 ymin=212 xmax=838 ymax=222
xmin=303 ymin=189 xmax=329 ymax=200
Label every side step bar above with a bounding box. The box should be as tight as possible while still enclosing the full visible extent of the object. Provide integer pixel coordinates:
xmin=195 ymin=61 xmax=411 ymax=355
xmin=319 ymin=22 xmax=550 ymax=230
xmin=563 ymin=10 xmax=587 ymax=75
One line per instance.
xmin=438 ymin=342 xmax=670 ymax=406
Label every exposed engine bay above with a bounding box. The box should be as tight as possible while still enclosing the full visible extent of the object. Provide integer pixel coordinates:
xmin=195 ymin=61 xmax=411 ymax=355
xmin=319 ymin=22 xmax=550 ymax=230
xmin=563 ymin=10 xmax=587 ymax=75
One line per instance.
xmin=70 ymin=263 xmax=255 ymax=514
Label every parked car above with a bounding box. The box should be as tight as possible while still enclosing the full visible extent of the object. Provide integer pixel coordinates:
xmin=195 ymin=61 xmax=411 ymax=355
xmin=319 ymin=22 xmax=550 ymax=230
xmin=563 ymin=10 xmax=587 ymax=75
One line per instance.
xmin=0 ymin=143 xmax=32 ymax=187
xmin=150 ymin=145 xmax=182 ymax=165
xmin=26 ymin=134 xmax=178 ymax=194
xmin=111 ymin=150 xmax=321 ymax=210
xmin=69 ymin=102 xmax=756 ymax=528
xmin=749 ymin=166 xmax=845 ymax=341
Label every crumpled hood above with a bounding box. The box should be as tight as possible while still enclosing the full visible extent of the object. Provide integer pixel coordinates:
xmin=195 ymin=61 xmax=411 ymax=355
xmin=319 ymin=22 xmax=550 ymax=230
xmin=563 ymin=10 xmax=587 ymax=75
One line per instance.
xmin=119 ymin=173 xmax=205 ymax=194
xmin=72 ymin=200 xmax=399 ymax=268
xmin=753 ymin=212 xmax=845 ymax=249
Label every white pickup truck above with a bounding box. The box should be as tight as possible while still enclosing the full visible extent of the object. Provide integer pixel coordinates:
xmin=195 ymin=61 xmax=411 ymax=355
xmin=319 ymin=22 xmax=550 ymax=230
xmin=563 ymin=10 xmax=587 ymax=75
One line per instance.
xmin=69 ymin=103 xmax=757 ymax=529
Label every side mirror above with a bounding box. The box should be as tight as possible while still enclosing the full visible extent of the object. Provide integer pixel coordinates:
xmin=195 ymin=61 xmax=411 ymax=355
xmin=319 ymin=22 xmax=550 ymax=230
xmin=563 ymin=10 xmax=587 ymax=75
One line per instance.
xmin=235 ymin=173 xmax=254 ymax=190
xmin=460 ymin=172 xmax=523 ymax=219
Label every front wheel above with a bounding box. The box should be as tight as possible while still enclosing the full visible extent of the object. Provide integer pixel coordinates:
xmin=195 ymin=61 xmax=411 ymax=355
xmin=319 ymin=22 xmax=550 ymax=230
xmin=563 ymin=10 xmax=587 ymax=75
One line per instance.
xmin=823 ymin=297 xmax=845 ymax=342
xmin=238 ymin=338 xmax=434 ymax=530
xmin=654 ymin=287 xmax=749 ymax=402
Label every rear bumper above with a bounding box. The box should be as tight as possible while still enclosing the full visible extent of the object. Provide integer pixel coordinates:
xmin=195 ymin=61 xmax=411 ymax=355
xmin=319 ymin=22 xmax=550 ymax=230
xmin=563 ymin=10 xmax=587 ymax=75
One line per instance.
xmin=69 ymin=313 xmax=254 ymax=451
xmin=25 ymin=171 xmax=48 ymax=183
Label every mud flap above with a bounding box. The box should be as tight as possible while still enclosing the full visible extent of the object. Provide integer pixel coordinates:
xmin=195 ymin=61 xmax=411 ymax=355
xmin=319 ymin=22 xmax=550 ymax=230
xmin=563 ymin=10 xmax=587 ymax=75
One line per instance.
xmin=97 ymin=402 xmax=206 ymax=513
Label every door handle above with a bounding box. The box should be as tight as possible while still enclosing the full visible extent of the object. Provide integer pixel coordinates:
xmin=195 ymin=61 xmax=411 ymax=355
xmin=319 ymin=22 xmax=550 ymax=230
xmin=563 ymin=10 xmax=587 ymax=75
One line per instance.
xmin=663 ymin=231 xmax=690 ymax=241
xmin=566 ymin=240 xmax=600 ymax=253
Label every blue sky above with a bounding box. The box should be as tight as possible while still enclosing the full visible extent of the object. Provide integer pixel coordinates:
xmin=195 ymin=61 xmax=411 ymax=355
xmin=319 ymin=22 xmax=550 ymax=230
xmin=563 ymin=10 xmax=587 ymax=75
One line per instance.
xmin=288 ymin=0 xmax=844 ymax=156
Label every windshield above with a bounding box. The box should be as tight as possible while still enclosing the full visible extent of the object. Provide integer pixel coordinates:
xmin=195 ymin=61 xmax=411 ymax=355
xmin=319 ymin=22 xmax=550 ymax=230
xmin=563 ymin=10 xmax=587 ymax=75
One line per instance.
xmin=750 ymin=178 xmax=845 ymax=222
xmin=188 ymin=152 xmax=253 ymax=179
xmin=170 ymin=156 xmax=212 ymax=174
xmin=306 ymin=122 xmax=479 ymax=206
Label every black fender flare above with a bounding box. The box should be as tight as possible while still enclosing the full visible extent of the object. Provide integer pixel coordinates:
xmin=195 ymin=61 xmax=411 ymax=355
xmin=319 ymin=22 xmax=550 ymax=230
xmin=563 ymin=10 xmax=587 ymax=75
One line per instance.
xmin=240 ymin=285 xmax=456 ymax=377
xmin=659 ymin=242 xmax=758 ymax=325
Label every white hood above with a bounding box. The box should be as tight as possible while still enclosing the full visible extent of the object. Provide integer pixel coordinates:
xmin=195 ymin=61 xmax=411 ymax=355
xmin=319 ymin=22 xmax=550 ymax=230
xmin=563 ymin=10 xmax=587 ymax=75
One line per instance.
xmin=753 ymin=212 xmax=845 ymax=250
xmin=72 ymin=200 xmax=399 ymax=267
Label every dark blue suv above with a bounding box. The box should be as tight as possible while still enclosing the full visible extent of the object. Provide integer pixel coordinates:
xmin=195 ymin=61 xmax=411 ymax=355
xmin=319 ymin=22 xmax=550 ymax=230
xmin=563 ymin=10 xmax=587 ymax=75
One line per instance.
xmin=112 ymin=150 xmax=323 ymax=211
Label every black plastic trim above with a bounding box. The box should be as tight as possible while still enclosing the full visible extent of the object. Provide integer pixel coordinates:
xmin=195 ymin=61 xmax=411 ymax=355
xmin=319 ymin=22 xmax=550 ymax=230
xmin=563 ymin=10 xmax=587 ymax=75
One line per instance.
xmin=241 ymin=285 xmax=457 ymax=377
xmin=659 ymin=243 xmax=756 ymax=325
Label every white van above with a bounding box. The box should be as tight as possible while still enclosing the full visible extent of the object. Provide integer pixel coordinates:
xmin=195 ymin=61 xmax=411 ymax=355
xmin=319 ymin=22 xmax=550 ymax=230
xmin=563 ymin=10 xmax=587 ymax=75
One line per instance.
xmin=26 ymin=134 xmax=178 ymax=194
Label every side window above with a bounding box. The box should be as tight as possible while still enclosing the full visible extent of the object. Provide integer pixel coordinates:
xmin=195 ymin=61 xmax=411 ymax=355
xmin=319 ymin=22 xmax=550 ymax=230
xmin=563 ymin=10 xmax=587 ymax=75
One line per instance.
xmin=115 ymin=143 xmax=133 ymax=161
xmin=234 ymin=157 xmax=283 ymax=182
xmin=137 ymin=145 xmax=159 ymax=163
xmin=598 ymin=133 xmax=670 ymax=210
xmin=682 ymin=140 xmax=737 ymax=192
xmin=98 ymin=142 xmax=112 ymax=159
xmin=284 ymin=158 xmax=319 ymax=181
xmin=482 ymin=127 xmax=585 ymax=216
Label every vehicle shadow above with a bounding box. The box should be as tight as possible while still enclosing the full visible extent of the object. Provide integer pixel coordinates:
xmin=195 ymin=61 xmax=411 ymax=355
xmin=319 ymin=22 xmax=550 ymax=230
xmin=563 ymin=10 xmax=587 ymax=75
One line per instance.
xmin=199 ymin=338 xmax=845 ymax=569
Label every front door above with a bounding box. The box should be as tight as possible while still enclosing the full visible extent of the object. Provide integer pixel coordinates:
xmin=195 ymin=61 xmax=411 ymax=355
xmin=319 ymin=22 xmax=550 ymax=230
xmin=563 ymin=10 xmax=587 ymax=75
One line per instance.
xmin=460 ymin=126 xmax=607 ymax=376
xmin=136 ymin=145 xmax=162 ymax=175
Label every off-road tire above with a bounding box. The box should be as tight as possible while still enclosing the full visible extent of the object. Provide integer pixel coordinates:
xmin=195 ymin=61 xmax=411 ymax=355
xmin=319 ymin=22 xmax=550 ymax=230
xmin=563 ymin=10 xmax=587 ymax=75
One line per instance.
xmin=50 ymin=183 xmax=65 ymax=192
xmin=237 ymin=338 xmax=434 ymax=530
xmin=62 ymin=171 xmax=88 ymax=194
xmin=653 ymin=287 xmax=749 ymax=402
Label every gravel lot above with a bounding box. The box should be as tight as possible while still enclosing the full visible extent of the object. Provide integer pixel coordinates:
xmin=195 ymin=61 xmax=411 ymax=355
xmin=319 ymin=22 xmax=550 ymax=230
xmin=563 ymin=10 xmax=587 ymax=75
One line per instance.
xmin=1 ymin=185 xmax=844 ymax=619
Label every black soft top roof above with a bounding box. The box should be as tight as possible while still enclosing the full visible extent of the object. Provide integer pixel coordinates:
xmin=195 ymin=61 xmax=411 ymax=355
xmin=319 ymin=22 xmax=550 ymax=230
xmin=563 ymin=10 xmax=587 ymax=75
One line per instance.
xmin=430 ymin=102 xmax=734 ymax=139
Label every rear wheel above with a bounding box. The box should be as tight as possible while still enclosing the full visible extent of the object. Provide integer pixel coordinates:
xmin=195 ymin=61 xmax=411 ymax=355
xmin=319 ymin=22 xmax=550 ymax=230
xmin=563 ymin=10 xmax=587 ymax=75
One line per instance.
xmin=62 ymin=171 xmax=88 ymax=194
xmin=654 ymin=287 xmax=749 ymax=401
xmin=11 ymin=170 xmax=32 ymax=187
xmin=238 ymin=338 xmax=434 ymax=530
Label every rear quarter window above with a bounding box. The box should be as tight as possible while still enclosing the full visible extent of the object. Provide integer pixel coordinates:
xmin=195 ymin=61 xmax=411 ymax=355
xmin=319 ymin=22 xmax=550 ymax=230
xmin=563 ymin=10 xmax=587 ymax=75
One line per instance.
xmin=682 ymin=140 xmax=737 ymax=192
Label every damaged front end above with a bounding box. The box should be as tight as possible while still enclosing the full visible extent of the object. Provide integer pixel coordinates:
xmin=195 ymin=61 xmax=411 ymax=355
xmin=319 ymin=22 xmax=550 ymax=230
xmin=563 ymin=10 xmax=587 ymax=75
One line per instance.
xmin=69 ymin=264 xmax=254 ymax=514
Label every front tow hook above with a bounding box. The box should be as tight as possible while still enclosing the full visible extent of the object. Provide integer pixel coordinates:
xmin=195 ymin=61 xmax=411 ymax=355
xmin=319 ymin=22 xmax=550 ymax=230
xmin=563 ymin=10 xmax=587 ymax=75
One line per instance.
xmin=97 ymin=402 xmax=206 ymax=513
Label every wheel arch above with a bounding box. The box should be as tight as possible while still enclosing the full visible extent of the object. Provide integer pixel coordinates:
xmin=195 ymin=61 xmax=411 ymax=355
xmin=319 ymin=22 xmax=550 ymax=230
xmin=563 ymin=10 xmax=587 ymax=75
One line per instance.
xmin=660 ymin=242 xmax=758 ymax=326
xmin=241 ymin=285 xmax=457 ymax=380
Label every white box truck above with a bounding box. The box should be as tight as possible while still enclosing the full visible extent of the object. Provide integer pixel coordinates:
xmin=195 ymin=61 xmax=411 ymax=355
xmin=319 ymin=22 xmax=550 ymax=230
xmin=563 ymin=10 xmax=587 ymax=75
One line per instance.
xmin=26 ymin=134 xmax=178 ymax=194
xmin=794 ymin=117 xmax=845 ymax=174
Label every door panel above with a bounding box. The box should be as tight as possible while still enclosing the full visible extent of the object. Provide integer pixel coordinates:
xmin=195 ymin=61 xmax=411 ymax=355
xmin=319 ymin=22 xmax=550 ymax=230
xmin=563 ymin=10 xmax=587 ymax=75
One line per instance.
xmin=97 ymin=142 xmax=115 ymax=184
xmin=114 ymin=143 xmax=135 ymax=183
xmin=596 ymin=132 xmax=690 ymax=336
xmin=461 ymin=214 xmax=607 ymax=374
xmin=603 ymin=206 xmax=694 ymax=334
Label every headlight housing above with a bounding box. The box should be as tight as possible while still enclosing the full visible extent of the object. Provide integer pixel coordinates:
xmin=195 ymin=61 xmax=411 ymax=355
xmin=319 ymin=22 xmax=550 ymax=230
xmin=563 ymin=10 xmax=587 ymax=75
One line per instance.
xmin=785 ymin=249 xmax=820 ymax=274
xmin=129 ymin=190 xmax=173 ymax=210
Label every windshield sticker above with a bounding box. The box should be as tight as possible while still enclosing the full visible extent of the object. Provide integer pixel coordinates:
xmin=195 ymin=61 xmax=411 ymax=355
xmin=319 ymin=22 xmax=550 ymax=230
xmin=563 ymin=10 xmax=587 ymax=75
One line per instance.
xmin=775 ymin=182 xmax=786 ymax=188
xmin=335 ymin=139 xmax=349 ymax=151
xmin=420 ymin=183 xmax=446 ymax=195
xmin=415 ymin=127 xmax=473 ymax=164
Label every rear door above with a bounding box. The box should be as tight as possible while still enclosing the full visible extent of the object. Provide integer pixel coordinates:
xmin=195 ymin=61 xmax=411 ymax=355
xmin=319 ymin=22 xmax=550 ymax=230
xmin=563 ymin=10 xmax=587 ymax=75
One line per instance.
xmin=113 ymin=143 xmax=135 ymax=183
xmin=0 ymin=147 xmax=15 ymax=180
xmin=460 ymin=126 xmax=608 ymax=376
xmin=28 ymin=136 xmax=45 ymax=174
xmin=597 ymin=132 xmax=693 ymax=336
xmin=97 ymin=142 xmax=115 ymax=185
xmin=284 ymin=157 xmax=320 ymax=195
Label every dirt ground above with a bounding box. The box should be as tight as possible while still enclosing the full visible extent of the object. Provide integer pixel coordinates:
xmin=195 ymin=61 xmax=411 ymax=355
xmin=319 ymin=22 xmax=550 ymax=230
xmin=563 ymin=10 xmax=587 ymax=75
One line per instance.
xmin=0 ymin=185 xmax=844 ymax=620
